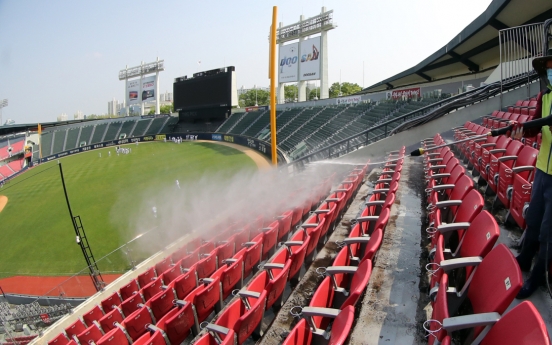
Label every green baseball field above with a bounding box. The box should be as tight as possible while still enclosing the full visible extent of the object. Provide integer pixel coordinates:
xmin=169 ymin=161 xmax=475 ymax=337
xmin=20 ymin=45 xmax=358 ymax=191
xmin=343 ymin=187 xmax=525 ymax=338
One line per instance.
xmin=0 ymin=141 xmax=258 ymax=278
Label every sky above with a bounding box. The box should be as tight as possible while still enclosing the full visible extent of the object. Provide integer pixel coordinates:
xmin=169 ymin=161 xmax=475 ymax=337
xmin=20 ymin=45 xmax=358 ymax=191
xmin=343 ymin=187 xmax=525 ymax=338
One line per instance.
xmin=0 ymin=0 xmax=493 ymax=124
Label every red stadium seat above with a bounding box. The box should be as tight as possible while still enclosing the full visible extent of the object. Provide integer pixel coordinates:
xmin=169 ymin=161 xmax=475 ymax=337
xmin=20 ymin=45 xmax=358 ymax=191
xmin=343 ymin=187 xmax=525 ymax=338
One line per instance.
xmin=276 ymin=211 xmax=293 ymax=242
xmin=47 ymin=333 xmax=70 ymax=345
xmin=196 ymin=250 xmax=217 ymax=279
xmin=96 ymin=327 xmax=130 ymax=345
xmin=121 ymin=306 xmax=155 ymax=341
xmin=194 ymin=327 xmax=236 ymax=345
xmin=283 ymin=306 xmax=355 ymax=345
xmin=133 ymin=330 xmax=165 ymax=345
xmin=248 ymin=258 xmax=292 ymax=310
xmin=486 ymin=139 xmax=524 ymax=195
xmin=82 ymin=304 xmax=105 ymax=326
xmin=120 ymin=293 xmax=144 ymax=317
xmin=154 ymin=299 xmax=199 ymax=343
xmin=220 ymin=251 xmax=245 ymax=299
xmin=64 ymin=319 xmax=87 ymax=339
xmin=140 ymin=276 xmax=164 ymax=302
xmin=165 ymin=265 xmax=198 ymax=300
xmin=119 ymin=280 xmax=140 ymax=301
xmin=76 ymin=324 xmax=104 ymax=345
xmin=98 ymin=307 xmax=124 ymax=333
xmin=137 ymin=267 xmax=156 ymax=289
xmin=146 ymin=289 xmax=174 ymax=321
xmin=496 ymin=145 xmax=538 ymax=209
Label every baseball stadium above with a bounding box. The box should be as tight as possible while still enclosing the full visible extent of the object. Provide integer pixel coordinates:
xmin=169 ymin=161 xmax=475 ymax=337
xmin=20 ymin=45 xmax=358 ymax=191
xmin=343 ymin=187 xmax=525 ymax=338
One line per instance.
xmin=1 ymin=1 xmax=552 ymax=344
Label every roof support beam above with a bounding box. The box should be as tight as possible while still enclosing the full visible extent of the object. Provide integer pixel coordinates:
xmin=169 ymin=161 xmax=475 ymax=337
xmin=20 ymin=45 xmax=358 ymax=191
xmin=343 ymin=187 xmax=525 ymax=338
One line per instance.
xmin=385 ymin=83 xmax=394 ymax=89
xmin=416 ymin=72 xmax=432 ymax=82
xmin=488 ymin=18 xmax=509 ymax=31
xmin=447 ymin=51 xmax=480 ymax=72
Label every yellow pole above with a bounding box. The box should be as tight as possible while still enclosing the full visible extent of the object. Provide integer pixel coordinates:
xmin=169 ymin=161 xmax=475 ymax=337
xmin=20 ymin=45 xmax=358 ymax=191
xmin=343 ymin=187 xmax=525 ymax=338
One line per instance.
xmin=269 ymin=6 xmax=278 ymax=166
xmin=38 ymin=123 xmax=42 ymax=159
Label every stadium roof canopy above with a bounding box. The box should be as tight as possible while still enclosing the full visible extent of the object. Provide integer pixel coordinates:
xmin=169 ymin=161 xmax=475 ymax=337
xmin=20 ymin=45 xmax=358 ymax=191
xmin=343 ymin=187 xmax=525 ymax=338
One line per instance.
xmin=0 ymin=119 xmax=97 ymax=137
xmin=360 ymin=0 xmax=552 ymax=94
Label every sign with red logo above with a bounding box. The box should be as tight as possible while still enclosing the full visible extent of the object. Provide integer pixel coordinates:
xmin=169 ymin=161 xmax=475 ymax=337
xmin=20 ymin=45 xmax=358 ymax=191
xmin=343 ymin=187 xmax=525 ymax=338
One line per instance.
xmin=391 ymin=87 xmax=421 ymax=100
xmin=40 ymin=314 xmax=51 ymax=324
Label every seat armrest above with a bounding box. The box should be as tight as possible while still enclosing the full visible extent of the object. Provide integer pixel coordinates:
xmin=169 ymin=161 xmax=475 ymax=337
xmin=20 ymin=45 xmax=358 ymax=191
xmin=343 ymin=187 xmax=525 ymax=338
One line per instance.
xmin=263 ymin=263 xmax=285 ymax=270
xmin=442 ymin=312 xmax=500 ymax=332
xmin=440 ymin=256 xmax=483 ymax=272
xmin=512 ymin=166 xmax=535 ymax=174
xmin=357 ymin=216 xmax=379 ymax=223
xmin=429 ymin=173 xmax=451 ymax=180
xmin=326 ymin=198 xmax=340 ymax=202
xmin=325 ymin=266 xmax=358 ymax=275
xmin=497 ymin=155 xmax=517 ymax=162
xmin=427 ymin=158 xmax=443 ymax=163
xmin=301 ymin=307 xmax=341 ymax=319
xmin=473 ymin=137 xmax=487 ymax=143
xmin=376 ymin=178 xmax=392 ymax=183
xmin=489 ymin=148 xmax=506 ymax=154
xmin=481 ymin=143 xmax=496 ymax=148
xmin=372 ymin=188 xmax=389 ymax=194
xmin=365 ymin=200 xmax=385 ymax=206
xmin=343 ymin=237 xmax=371 ymax=245
xmin=434 ymin=200 xmax=462 ymax=208
xmin=437 ymin=222 xmax=471 ymax=234
xmin=314 ymin=209 xmax=331 ymax=214
xmin=428 ymin=165 xmax=446 ymax=171
xmin=238 ymin=290 xmax=261 ymax=299
xmin=283 ymin=241 xmax=304 ymax=247
xmin=205 ymin=323 xmax=232 ymax=336
xmin=242 ymin=241 xmax=257 ymax=248
xmin=302 ymin=223 xmax=319 ymax=228
xmin=431 ymin=184 xmax=455 ymax=192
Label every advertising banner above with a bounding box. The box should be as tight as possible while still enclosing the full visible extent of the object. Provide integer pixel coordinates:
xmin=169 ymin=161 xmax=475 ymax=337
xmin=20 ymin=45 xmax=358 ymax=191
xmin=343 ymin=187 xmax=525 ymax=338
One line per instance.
xmin=245 ymin=106 xmax=269 ymax=112
xmin=391 ymin=87 xmax=421 ymax=100
xmin=127 ymin=76 xmax=156 ymax=105
xmin=279 ymin=42 xmax=299 ymax=83
xmin=336 ymin=95 xmax=362 ymax=105
xmin=299 ymin=36 xmax=321 ymax=81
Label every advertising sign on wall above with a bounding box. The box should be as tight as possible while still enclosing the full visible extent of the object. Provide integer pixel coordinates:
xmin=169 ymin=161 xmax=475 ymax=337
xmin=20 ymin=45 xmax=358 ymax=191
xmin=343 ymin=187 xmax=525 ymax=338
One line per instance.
xmin=279 ymin=42 xmax=299 ymax=83
xmin=127 ymin=76 xmax=156 ymax=105
xmin=391 ymin=87 xmax=421 ymax=100
xmin=336 ymin=95 xmax=362 ymax=105
xmin=299 ymin=36 xmax=321 ymax=81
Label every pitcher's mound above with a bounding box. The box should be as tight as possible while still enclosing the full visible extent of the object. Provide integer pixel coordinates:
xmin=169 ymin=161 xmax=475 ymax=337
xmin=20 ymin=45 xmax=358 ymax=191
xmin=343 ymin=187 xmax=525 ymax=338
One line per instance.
xmin=0 ymin=195 xmax=7 ymax=213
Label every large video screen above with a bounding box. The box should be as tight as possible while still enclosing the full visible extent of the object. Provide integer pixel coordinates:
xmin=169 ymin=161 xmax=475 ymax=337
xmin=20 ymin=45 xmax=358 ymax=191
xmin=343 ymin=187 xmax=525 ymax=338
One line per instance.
xmin=174 ymin=72 xmax=231 ymax=111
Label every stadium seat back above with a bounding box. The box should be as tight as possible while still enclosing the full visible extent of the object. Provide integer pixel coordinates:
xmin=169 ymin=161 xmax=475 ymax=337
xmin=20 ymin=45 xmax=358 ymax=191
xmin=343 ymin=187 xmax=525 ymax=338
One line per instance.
xmin=119 ymin=280 xmax=140 ymax=301
xmin=196 ymin=250 xmax=217 ymax=279
xmin=341 ymin=259 xmax=372 ymax=309
xmin=282 ymin=319 xmax=312 ymax=345
xmin=122 ymin=307 xmax=154 ymax=341
xmin=64 ymin=319 xmax=87 ymax=338
xmin=120 ymin=294 xmax=144 ymax=317
xmin=96 ymin=327 xmax=129 ymax=345
xmin=277 ymin=211 xmax=293 ymax=242
xmin=221 ymin=254 xmax=244 ymax=300
xmin=76 ymin=324 xmax=103 ymax=345
xmin=141 ymin=276 xmax=164 ymax=302
xmin=147 ymin=290 xmax=174 ymax=321
xmin=154 ymin=258 xmax=172 ymax=277
xmin=309 ymin=277 xmax=334 ymax=330
xmin=82 ymin=305 xmax=105 ymax=326
xmin=98 ymin=307 xmax=124 ymax=332
xmin=216 ymin=238 xmax=236 ymax=268
xmin=328 ymin=305 xmax=355 ymax=345
xmin=265 ymin=259 xmax=292 ymax=309
xmin=137 ymin=267 xmax=157 ymax=289
xmin=171 ymin=265 xmax=198 ymax=300
xmin=157 ymin=301 xmax=195 ymax=345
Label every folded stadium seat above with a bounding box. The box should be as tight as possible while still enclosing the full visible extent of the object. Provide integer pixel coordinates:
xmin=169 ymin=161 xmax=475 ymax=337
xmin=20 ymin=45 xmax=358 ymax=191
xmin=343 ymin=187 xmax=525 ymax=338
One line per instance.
xmin=357 ymin=191 xmax=394 ymax=237
xmin=120 ymin=305 xmax=157 ymax=341
xmin=163 ymin=265 xmax=198 ymax=300
xmin=314 ymin=201 xmax=338 ymax=237
xmin=426 ymin=164 xmax=465 ymax=204
xmin=140 ymin=275 xmax=164 ymax=302
xmin=82 ymin=305 xmax=105 ymax=327
xmin=302 ymin=214 xmax=325 ymax=264
xmin=276 ymin=211 xmax=293 ymax=242
xmin=324 ymin=190 xmax=346 ymax=223
xmin=250 ymin=220 xmax=279 ymax=260
xmin=139 ymin=289 xmax=174 ymax=322
xmin=248 ymin=258 xmax=292 ymax=311
xmin=132 ymin=329 xmax=165 ymax=345
xmin=442 ymin=301 xmax=551 ymax=345
xmin=232 ymin=225 xmax=251 ymax=250
xmin=214 ymin=237 xmax=236 ymax=269
xmin=219 ymin=250 xmax=245 ymax=299
xmin=154 ymin=258 xmax=172 ymax=279
xmin=481 ymin=110 xmax=500 ymax=128
xmin=341 ymin=208 xmax=390 ymax=265
xmin=280 ymin=230 xmax=310 ymax=283
xmin=477 ymin=135 xmax=511 ymax=182
xmin=427 ymin=175 xmax=474 ymax=225
xmin=508 ymin=164 xmax=536 ymax=229
xmin=149 ymin=299 xmax=199 ymax=344
xmin=283 ymin=306 xmax=355 ymax=345
xmin=428 ymin=211 xmax=500 ymax=294
xmin=364 ymin=188 xmax=396 ymax=218
xmin=422 ymin=133 xmax=443 ymax=146
xmin=471 ymin=134 xmax=501 ymax=176
xmin=184 ymin=268 xmax=224 ymax=325
xmin=459 ymin=125 xmax=487 ymax=162
xmin=425 ymin=150 xmax=454 ymax=175
xmin=119 ymin=279 xmax=140 ymax=301
xmin=96 ymin=327 xmax=131 ymax=345
xmin=495 ymin=145 xmax=538 ymax=209
xmin=308 ymin=259 xmax=371 ymax=330
xmin=234 ymin=233 xmax=263 ymax=281
xmin=98 ymin=307 xmax=125 ymax=333
xmin=311 ymin=206 xmax=332 ymax=248
xmin=428 ymin=189 xmax=484 ymax=249
xmin=290 ymin=206 xmax=303 ymax=230
xmin=194 ymin=326 xmax=236 ymax=345
xmin=47 ymin=333 xmax=70 ymax=345
xmin=120 ymin=292 xmax=145 ymax=317
xmin=507 ymin=100 xmax=524 ymax=113
xmin=64 ymin=319 xmax=87 ymax=339
xmin=485 ymin=139 xmax=524 ymax=195
xmin=161 ymin=262 xmax=183 ymax=285
xmin=426 ymin=244 xmax=522 ymax=344
xmin=137 ymin=267 xmax=157 ymax=289
xmin=212 ymin=288 xmax=267 ymax=345
xmin=197 ymin=249 xmax=218 ymax=280
xmin=425 ymin=157 xmax=460 ymax=195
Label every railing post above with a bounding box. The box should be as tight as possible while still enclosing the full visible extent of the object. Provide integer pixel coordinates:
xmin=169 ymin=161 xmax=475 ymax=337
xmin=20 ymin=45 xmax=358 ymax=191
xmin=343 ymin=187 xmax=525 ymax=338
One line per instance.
xmin=347 ymin=139 xmax=350 ymax=153
xmin=365 ymin=132 xmax=369 ymax=145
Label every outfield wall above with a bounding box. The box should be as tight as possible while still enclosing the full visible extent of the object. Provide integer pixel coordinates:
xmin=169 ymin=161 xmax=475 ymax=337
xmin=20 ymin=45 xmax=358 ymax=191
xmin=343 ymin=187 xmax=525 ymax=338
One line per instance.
xmin=32 ymin=132 xmax=288 ymax=167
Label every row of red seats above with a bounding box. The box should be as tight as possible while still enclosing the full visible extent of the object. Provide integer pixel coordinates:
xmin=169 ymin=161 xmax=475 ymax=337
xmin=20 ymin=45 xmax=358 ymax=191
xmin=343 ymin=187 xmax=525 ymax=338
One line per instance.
xmin=0 ymin=137 xmax=25 ymax=161
xmin=480 ymin=108 xmax=542 ymax=149
xmin=282 ymin=148 xmax=405 ymax=345
xmin=46 ymin=164 xmax=369 ymax=345
xmin=421 ymin=133 xmax=550 ymax=344
xmin=453 ymin=121 xmax=539 ymax=229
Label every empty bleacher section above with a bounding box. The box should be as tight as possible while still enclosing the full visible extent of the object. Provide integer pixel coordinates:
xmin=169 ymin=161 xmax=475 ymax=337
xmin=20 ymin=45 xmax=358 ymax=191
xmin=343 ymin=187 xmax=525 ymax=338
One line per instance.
xmin=130 ymin=119 xmax=151 ymax=137
xmin=144 ymin=117 xmax=168 ymax=136
xmin=159 ymin=116 xmax=179 ymax=134
xmin=215 ymin=98 xmax=441 ymax=159
xmin=51 ymin=130 xmax=67 ymax=155
xmin=103 ymin=122 xmax=122 ymax=141
xmin=78 ymin=126 xmax=94 ymax=146
xmin=64 ymin=128 xmax=80 ymax=151
xmin=118 ymin=120 xmax=135 ymax=139
xmin=40 ymin=132 xmax=53 ymax=157
xmin=90 ymin=123 xmax=107 ymax=144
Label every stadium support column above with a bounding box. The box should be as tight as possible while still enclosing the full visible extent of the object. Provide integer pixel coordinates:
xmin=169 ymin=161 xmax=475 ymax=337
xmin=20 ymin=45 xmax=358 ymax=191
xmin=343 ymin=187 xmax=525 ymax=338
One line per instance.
xmin=270 ymin=6 xmax=278 ymax=166
xmin=125 ymin=65 xmax=129 ymax=116
xmin=155 ymin=57 xmax=160 ymax=114
xmin=297 ymin=15 xmax=307 ymax=102
xmin=320 ymin=7 xmax=329 ymax=99
xmin=277 ymin=22 xmax=285 ymax=104
xmin=140 ymin=61 xmax=144 ymax=116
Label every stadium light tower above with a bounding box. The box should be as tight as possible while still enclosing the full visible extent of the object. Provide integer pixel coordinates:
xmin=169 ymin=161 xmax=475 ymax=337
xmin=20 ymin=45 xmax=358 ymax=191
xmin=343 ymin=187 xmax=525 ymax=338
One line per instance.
xmin=0 ymin=99 xmax=8 ymax=126
xmin=119 ymin=58 xmax=164 ymax=116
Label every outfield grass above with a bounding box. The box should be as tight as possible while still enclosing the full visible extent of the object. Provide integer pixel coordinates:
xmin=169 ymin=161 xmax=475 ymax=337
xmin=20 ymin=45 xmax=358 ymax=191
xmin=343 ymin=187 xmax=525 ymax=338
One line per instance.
xmin=0 ymin=141 xmax=257 ymax=278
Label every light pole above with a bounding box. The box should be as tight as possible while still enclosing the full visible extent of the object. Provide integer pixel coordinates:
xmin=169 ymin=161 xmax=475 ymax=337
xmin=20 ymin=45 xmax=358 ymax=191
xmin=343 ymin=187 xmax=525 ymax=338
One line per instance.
xmin=254 ymin=85 xmax=258 ymax=106
xmin=0 ymin=99 xmax=7 ymax=126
